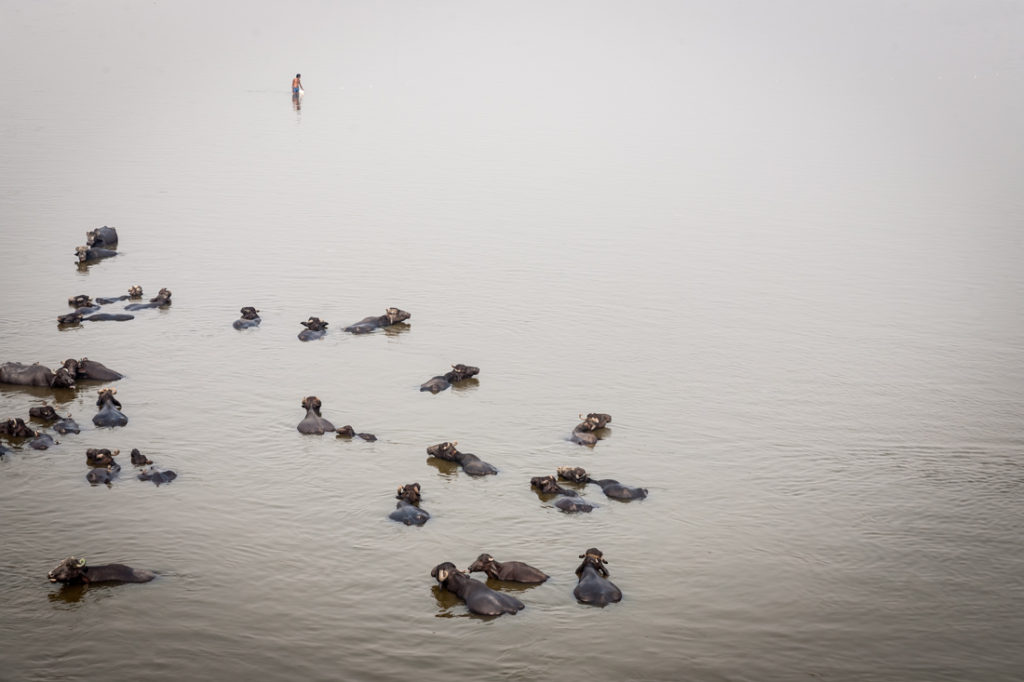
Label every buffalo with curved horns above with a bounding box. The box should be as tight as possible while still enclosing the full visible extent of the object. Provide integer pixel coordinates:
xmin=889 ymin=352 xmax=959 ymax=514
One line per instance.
xmin=297 ymin=396 xmax=335 ymax=434
xmin=0 ymin=418 xmax=37 ymax=438
xmin=557 ymin=466 xmax=647 ymax=500
xmin=92 ymin=388 xmax=128 ymax=427
xmin=130 ymin=448 xmax=152 ymax=466
xmin=468 ymin=553 xmax=549 ymax=584
xmin=29 ymin=405 xmax=60 ymax=422
xmin=571 ymin=412 xmax=613 ymax=446
xmin=48 ymin=556 xmax=154 ymax=585
xmin=298 ymin=317 xmax=328 ymax=341
xmin=86 ymin=462 xmax=120 ymax=485
xmin=573 ymin=548 xmax=622 ymax=606
xmin=388 ymin=483 xmax=430 ymax=526
xmin=426 ymin=441 xmax=497 ymax=476
xmin=75 ymin=245 xmax=117 ymax=264
xmin=0 ymin=362 xmax=76 ymax=389
xmin=86 ymin=448 xmax=119 ymax=467
xmin=62 ymin=358 xmax=124 ymax=382
xmin=336 ymin=426 xmax=377 ymax=441
xmin=95 ymin=285 xmax=144 ymax=305
xmin=430 ymin=562 xmax=525 ymax=616
xmin=86 ymin=226 xmax=118 ymax=249
xmin=67 ymin=294 xmax=95 ymax=309
xmin=530 ymin=475 xmax=595 ymax=513
xmin=124 ymin=288 xmax=172 ymax=310
xmin=233 ymin=306 xmax=262 ymax=329
xmin=343 ymin=307 xmax=410 ymax=334
xmin=420 ymin=364 xmax=480 ymax=393
xmin=138 ymin=467 xmax=177 ymax=485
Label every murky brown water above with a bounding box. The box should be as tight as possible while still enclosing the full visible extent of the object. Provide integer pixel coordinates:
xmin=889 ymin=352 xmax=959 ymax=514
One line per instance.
xmin=2 ymin=2 xmax=1023 ymax=680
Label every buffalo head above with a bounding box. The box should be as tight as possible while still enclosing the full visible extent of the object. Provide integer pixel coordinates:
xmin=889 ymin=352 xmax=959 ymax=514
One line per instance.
xmin=300 ymin=317 xmax=328 ymax=332
xmin=68 ymin=294 xmax=93 ymax=308
xmin=575 ymin=548 xmax=610 ymax=577
xmin=396 ymin=483 xmax=422 ymax=505
xmin=426 ymin=441 xmax=459 ymax=461
xmin=239 ymin=306 xmax=260 ymax=320
xmin=467 ymin=554 xmax=495 ymax=574
xmin=301 ymin=396 xmax=323 ymax=414
xmin=557 ymin=466 xmax=591 ymax=484
xmin=128 ymin=285 xmax=143 ymax=299
xmin=384 ymin=307 xmax=411 ymax=325
xmin=48 ymin=556 xmax=88 ymax=584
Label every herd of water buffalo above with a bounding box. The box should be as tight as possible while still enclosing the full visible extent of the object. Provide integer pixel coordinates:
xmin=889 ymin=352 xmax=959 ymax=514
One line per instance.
xmin=2 ymin=226 xmax=649 ymax=616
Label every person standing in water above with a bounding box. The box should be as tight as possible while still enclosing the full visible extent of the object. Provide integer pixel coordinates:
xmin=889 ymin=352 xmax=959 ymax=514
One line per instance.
xmin=292 ymin=73 xmax=303 ymax=96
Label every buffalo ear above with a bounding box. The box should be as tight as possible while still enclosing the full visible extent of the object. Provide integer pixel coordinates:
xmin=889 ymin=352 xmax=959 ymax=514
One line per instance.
xmin=578 ymin=554 xmax=585 ymax=559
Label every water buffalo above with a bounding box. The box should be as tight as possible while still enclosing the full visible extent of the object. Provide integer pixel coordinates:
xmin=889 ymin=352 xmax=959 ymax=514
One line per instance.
xmin=67 ymin=294 xmax=95 ymax=309
xmin=57 ymin=311 xmax=135 ymax=324
xmin=29 ymin=405 xmax=60 ymax=422
xmin=86 ymin=226 xmax=118 ymax=249
xmin=62 ymin=358 xmax=124 ymax=382
xmin=419 ymin=364 xmax=480 ymax=393
xmin=530 ymin=475 xmax=595 ymax=513
xmin=0 ymin=418 xmax=37 ymax=438
xmin=430 ymin=562 xmax=525 ymax=616
xmin=556 ymin=466 xmax=647 ymax=500
xmin=297 ymin=396 xmax=335 ymax=434
xmin=86 ymin=448 xmax=119 ymax=467
xmin=75 ymin=245 xmax=117 ymax=264
xmin=343 ymin=307 xmax=411 ymax=334
xmin=92 ymin=388 xmax=128 ymax=427
xmin=467 ymin=554 xmax=549 ymax=584
xmin=48 ymin=556 xmax=155 ymax=585
xmin=130 ymin=448 xmax=152 ymax=466
xmin=298 ymin=317 xmax=328 ymax=341
xmin=86 ymin=462 xmax=120 ymax=485
xmin=138 ymin=467 xmax=177 ymax=485
xmin=233 ymin=306 xmax=262 ymax=329
xmin=335 ymin=426 xmax=377 ymax=441
xmin=573 ymin=548 xmax=622 ymax=606
xmin=124 ymin=288 xmax=172 ymax=310
xmin=28 ymin=433 xmax=57 ymax=450
xmin=53 ymin=416 xmax=81 ymax=435
xmin=571 ymin=412 xmax=613 ymax=446
xmin=388 ymin=483 xmax=430 ymax=526
xmin=95 ymin=285 xmax=144 ymax=304
xmin=426 ymin=441 xmax=497 ymax=476
xmin=0 ymin=362 xmax=76 ymax=389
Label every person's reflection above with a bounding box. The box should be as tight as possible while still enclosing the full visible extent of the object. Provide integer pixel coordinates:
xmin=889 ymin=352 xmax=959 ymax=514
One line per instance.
xmin=292 ymin=92 xmax=302 ymax=111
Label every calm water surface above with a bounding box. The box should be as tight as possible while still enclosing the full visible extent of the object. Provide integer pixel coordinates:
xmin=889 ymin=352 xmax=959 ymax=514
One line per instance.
xmin=2 ymin=2 xmax=1023 ymax=681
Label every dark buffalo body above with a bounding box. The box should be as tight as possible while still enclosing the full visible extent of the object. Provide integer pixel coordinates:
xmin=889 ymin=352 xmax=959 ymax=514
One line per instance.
xmin=48 ymin=556 xmax=154 ymax=585
xmin=92 ymin=389 xmax=128 ymax=427
xmin=298 ymin=317 xmax=328 ymax=341
xmin=388 ymin=483 xmax=430 ymax=526
xmin=124 ymin=288 xmax=171 ymax=310
xmin=426 ymin=441 xmax=497 ymax=476
xmin=63 ymin=358 xmax=124 ymax=382
xmin=430 ymin=562 xmax=525 ymax=616
xmin=343 ymin=307 xmax=410 ymax=334
xmin=571 ymin=412 xmax=613 ymax=446
xmin=86 ymin=226 xmax=118 ymax=249
xmin=573 ymin=548 xmax=622 ymax=606
xmin=467 ymin=554 xmax=549 ymax=584
xmin=0 ymin=362 xmax=76 ymax=389
xmin=233 ymin=306 xmax=261 ymax=329
xmin=75 ymin=246 xmax=117 ymax=264
xmin=297 ymin=396 xmax=335 ymax=434
xmin=0 ymin=418 xmax=36 ymax=438
xmin=420 ymin=363 xmax=480 ymax=393
xmin=138 ymin=468 xmax=177 ymax=485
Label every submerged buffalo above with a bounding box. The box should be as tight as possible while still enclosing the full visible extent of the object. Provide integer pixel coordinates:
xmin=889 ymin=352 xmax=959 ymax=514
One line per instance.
xmin=67 ymin=294 xmax=95 ymax=309
xmin=426 ymin=441 xmax=497 ymax=476
xmin=335 ymin=426 xmax=377 ymax=441
xmin=0 ymin=418 xmax=37 ymax=438
xmin=571 ymin=412 xmax=613 ymax=446
xmin=530 ymin=475 xmax=595 ymax=513
xmin=95 ymin=285 xmax=144 ymax=305
xmin=48 ymin=556 xmax=154 ymax=585
xmin=233 ymin=306 xmax=262 ymax=329
xmin=0 ymin=362 xmax=76 ymax=389
xmin=29 ymin=433 xmax=57 ymax=450
xmin=573 ymin=548 xmax=622 ymax=606
xmin=388 ymin=483 xmax=430 ymax=526
xmin=124 ymin=288 xmax=172 ymax=310
xmin=86 ymin=448 xmax=119 ymax=467
xmin=29 ymin=405 xmax=60 ymax=422
xmin=557 ymin=466 xmax=647 ymax=500
xmin=53 ymin=416 xmax=81 ymax=435
xmin=86 ymin=226 xmax=118 ymax=249
xmin=62 ymin=358 xmax=124 ymax=382
xmin=138 ymin=467 xmax=177 ymax=485
xmin=297 ymin=396 xmax=335 ymax=434
xmin=86 ymin=462 xmax=120 ymax=485
xmin=430 ymin=562 xmax=525 ymax=616
xmin=467 ymin=553 xmax=549 ymax=584
xmin=420 ymin=364 xmax=480 ymax=394
xmin=58 ymin=311 xmax=135 ymax=324
xmin=298 ymin=317 xmax=328 ymax=341
xmin=92 ymin=388 xmax=128 ymax=427
xmin=343 ymin=307 xmax=410 ymax=334
xmin=130 ymin=448 xmax=153 ymax=466
xmin=75 ymin=245 xmax=117 ymax=264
